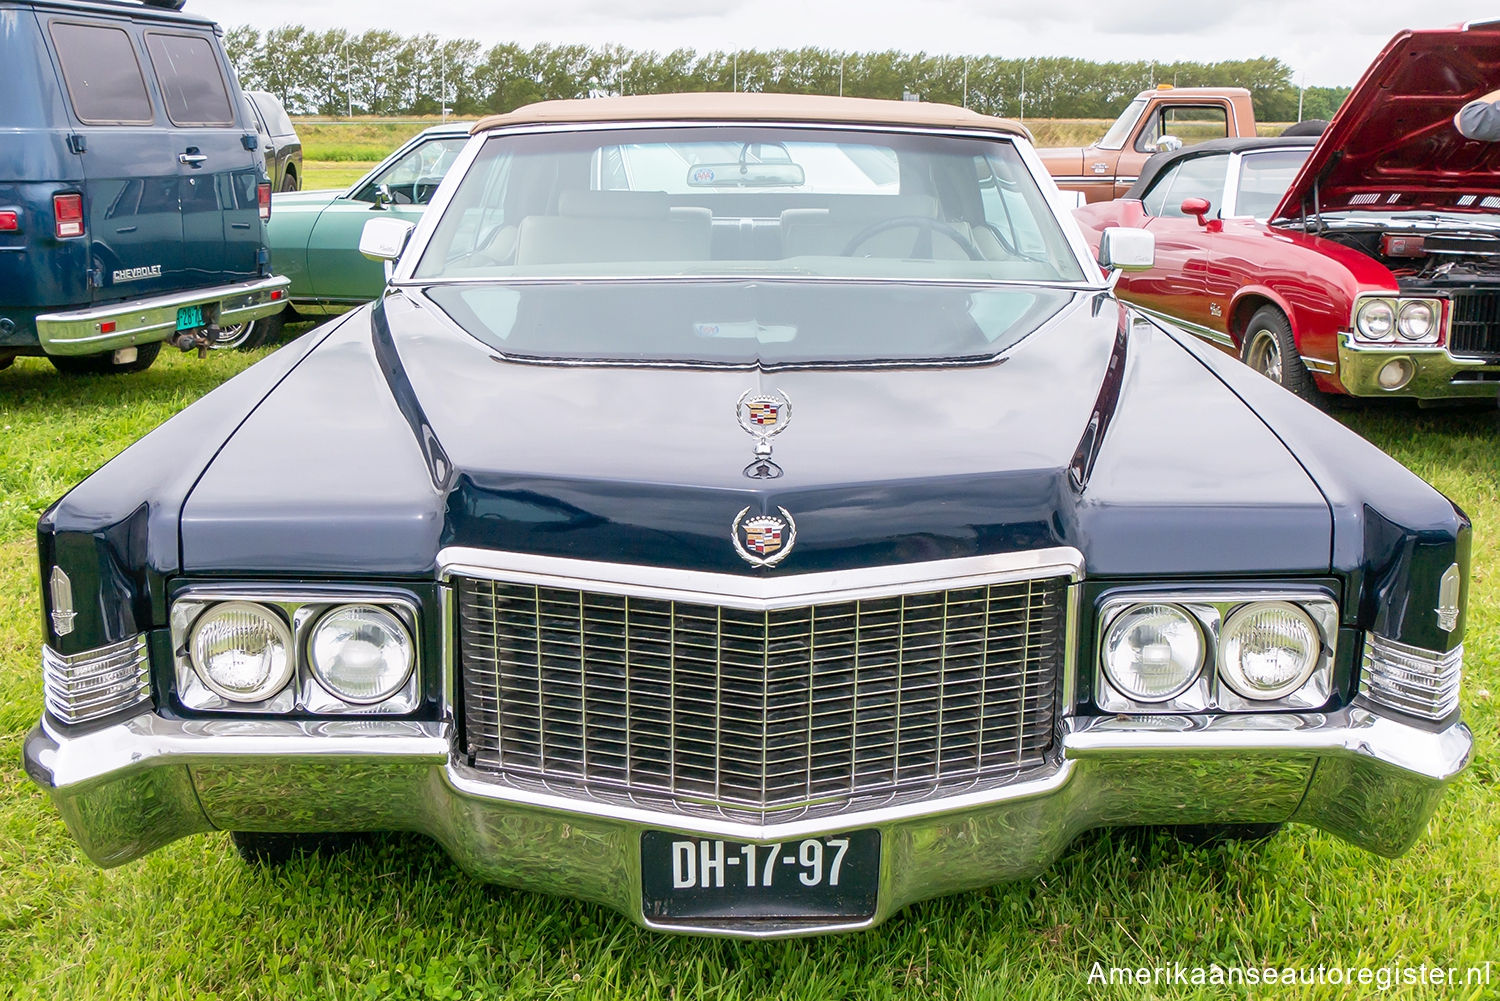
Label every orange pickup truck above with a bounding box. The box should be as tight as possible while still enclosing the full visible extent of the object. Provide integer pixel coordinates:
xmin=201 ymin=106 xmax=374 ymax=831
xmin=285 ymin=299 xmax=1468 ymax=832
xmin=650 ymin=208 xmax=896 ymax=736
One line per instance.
xmin=1038 ymin=86 xmax=1259 ymax=202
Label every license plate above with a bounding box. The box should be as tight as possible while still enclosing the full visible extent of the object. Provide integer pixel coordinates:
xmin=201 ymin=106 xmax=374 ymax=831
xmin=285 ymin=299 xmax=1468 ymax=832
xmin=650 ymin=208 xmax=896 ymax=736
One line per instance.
xmin=641 ymin=829 xmax=879 ymax=922
xmin=175 ymin=305 xmax=204 ymax=331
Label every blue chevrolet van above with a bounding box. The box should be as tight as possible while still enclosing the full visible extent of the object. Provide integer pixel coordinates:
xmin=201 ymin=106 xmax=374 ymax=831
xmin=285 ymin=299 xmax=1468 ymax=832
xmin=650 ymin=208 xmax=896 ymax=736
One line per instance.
xmin=0 ymin=0 xmax=288 ymax=373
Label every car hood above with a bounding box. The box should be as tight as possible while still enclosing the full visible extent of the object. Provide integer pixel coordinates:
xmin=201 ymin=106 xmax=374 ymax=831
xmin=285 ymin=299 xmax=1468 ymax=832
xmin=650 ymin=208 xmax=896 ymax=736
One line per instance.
xmin=1273 ymin=23 xmax=1500 ymax=220
xmin=179 ymin=282 xmax=1332 ymax=578
xmin=270 ymin=188 xmax=343 ymax=210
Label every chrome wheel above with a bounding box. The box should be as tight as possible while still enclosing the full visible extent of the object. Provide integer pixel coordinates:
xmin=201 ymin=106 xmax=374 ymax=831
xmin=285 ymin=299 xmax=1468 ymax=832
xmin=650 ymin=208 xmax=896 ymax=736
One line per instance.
xmin=1246 ymin=328 xmax=1283 ymax=384
xmin=208 ymin=320 xmax=256 ymax=350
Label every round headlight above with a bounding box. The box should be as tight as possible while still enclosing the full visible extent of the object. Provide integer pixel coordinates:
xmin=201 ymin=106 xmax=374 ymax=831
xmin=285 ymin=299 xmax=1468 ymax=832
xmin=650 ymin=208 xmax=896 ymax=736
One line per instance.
xmin=308 ymin=604 xmax=414 ymax=704
xmin=1219 ymin=602 xmax=1321 ymax=700
xmin=1355 ymin=299 xmax=1395 ymax=340
xmin=189 ymin=601 xmax=294 ymax=702
xmin=1102 ymin=603 xmax=1205 ymax=702
xmin=1397 ymin=300 xmax=1435 ymax=341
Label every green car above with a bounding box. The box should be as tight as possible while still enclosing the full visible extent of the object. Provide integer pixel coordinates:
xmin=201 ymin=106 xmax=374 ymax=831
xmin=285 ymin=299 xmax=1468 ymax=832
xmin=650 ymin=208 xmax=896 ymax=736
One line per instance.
xmin=216 ymin=124 xmax=470 ymax=348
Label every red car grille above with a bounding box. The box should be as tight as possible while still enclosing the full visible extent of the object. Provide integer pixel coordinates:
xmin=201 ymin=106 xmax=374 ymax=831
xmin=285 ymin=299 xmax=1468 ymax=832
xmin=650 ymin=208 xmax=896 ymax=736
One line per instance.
xmin=1448 ymin=291 xmax=1500 ymax=358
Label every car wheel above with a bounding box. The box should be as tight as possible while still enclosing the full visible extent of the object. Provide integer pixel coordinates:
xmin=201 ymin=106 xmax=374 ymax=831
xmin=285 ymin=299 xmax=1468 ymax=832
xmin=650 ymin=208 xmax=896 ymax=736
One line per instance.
xmin=1240 ymin=306 xmax=1319 ymax=403
xmin=47 ymin=340 xmax=161 ymax=375
xmin=281 ymin=171 xmax=299 ymax=193
xmin=208 ymin=309 xmax=285 ymax=351
xmin=230 ymin=831 xmax=364 ymax=865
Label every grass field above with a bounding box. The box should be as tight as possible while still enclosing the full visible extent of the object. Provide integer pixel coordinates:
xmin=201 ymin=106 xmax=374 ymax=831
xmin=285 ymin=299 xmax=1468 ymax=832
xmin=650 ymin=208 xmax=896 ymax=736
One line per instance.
xmin=1 ymin=342 xmax=1495 ymax=1000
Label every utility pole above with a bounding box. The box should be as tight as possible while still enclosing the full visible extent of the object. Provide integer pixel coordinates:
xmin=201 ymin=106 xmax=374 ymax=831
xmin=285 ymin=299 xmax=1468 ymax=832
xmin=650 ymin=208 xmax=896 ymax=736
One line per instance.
xmin=733 ymin=53 xmax=738 ymax=92
xmin=345 ymin=44 xmax=352 ymax=117
xmin=839 ymin=56 xmax=844 ymax=97
xmin=1297 ymin=72 xmax=1306 ymax=121
xmin=962 ymin=58 xmax=968 ymax=108
xmin=441 ymin=46 xmax=447 ymax=122
xmin=1020 ymin=63 xmax=1025 ymax=122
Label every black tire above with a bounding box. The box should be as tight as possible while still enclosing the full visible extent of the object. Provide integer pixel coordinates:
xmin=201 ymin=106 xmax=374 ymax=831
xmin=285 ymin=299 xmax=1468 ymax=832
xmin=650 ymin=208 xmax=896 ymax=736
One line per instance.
xmin=208 ymin=308 xmax=285 ymax=351
xmin=281 ymin=169 xmax=299 ymax=193
xmin=231 ymin=831 xmax=364 ymax=865
xmin=1166 ymin=823 xmax=1284 ymax=847
xmin=47 ymin=340 xmax=161 ymax=375
xmin=1240 ymin=305 xmax=1319 ymax=403
xmin=1280 ymin=119 xmax=1329 ymax=137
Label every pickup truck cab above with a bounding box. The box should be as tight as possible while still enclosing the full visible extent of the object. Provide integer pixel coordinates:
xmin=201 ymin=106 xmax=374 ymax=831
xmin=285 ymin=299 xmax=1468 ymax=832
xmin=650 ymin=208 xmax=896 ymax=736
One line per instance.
xmin=0 ymin=0 xmax=289 ymax=374
xmin=1039 ymin=86 xmax=1257 ymax=203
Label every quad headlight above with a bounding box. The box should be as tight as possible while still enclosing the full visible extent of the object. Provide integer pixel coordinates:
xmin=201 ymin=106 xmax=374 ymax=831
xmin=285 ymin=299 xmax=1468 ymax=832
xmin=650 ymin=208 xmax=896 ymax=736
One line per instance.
xmin=308 ymin=604 xmax=414 ymax=704
xmin=1353 ymin=296 xmax=1443 ymax=344
xmin=172 ymin=592 xmax=420 ymax=713
xmin=1097 ymin=592 xmax=1336 ymax=712
xmin=188 ymin=601 xmax=295 ymax=702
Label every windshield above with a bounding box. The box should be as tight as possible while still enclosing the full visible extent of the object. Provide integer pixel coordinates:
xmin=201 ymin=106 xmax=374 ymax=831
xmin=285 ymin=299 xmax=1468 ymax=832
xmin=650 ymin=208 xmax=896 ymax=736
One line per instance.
xmin=1233 ymin=149 xmax=1310 ymax=219
xmin=412 ymin=126 xmax=1086 ymax=284
xmin=1097 ymin=99 xmax=1147 ymax=151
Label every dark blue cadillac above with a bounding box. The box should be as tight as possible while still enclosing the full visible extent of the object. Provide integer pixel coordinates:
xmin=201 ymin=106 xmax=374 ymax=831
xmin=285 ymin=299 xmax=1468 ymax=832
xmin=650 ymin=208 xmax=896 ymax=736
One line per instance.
xmin=24 ymin=94 xmax=1472 ymax=937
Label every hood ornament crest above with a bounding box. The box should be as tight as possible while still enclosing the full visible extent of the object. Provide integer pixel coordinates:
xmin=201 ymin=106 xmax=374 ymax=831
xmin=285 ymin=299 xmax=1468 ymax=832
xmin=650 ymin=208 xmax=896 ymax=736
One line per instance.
xmin=732 ymin=506 xmax=797 ymax=568
xmin=50 ymin=566 xmax=76 ymax=637
xmin=1436 ymin=563 xmax=1461 ymax=633
xmin=737 ymin=389 xmax=791 ymax=455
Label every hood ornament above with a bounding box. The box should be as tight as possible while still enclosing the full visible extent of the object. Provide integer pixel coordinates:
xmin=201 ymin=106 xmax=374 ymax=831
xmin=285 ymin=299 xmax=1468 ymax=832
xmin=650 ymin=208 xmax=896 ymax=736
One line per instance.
xmin=1436 ymin=563 xmax=1461 ymax=633
xmin=732 ymin=506 xmax=797 ymax=568
xmin=737 ymin=389 xmax=791 ymax=459
xmin=50 ymin=566 xmax=76 ymax=637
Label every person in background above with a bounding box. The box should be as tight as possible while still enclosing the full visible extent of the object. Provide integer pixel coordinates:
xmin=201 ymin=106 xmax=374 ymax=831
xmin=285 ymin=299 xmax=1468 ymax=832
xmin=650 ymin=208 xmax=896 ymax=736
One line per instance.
xmin=1454 ymin=89 xmax=1500 ymax=141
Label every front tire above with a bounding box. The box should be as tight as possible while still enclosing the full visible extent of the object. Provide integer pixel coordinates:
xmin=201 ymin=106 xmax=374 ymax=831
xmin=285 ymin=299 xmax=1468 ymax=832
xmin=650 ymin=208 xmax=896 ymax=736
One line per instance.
xmin=1166 ymin=823 xmax=1284 ymax=847
xmin=47 ymin=340 xmax=161 ymax=375
xmin=1240 ymin=305 xmax=1319 ymax=403
xmin=231 ymin=831 xmax=363 ymax=865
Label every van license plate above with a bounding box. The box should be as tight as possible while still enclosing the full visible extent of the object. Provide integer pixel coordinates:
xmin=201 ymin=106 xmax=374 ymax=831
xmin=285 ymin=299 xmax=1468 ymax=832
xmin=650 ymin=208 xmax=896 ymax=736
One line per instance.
xmin=176 ymin=305 xmax=204 ymax=331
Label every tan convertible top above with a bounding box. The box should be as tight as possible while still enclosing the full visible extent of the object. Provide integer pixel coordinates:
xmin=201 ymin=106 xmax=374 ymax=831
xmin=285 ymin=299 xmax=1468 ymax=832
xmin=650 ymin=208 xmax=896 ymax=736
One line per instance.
xmin=472 ymin=92 xmax=1031 ymax=139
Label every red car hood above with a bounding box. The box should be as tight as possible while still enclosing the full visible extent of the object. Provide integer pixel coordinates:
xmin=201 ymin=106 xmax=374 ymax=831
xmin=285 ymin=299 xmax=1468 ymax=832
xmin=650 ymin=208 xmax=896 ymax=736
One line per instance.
xmin=1273 ymin=22 xmax=1500 ymax=221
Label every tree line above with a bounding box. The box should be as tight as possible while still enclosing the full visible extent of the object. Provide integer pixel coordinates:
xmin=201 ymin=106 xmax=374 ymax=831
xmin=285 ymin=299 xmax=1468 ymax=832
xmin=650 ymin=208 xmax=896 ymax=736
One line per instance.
xmin=224 ymin=27 xmax=1351 ymax=123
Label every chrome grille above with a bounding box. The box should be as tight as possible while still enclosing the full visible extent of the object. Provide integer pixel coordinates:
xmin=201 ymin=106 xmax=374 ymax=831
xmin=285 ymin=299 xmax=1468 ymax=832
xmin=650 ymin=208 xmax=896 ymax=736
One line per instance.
xmin=1448 ymin=291 xmax=1500 ymax=358
xmin=42 ymin=635 xmax=150 ymax=725
xmin=1360 ymin=633 xmax=1462 ymax=721
xmin=456 ymin=574 xmax=1065 ymax=821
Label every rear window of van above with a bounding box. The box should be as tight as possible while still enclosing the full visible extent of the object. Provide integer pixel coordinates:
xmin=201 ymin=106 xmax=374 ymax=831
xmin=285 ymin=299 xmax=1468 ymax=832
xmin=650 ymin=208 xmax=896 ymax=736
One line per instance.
xmin=145 ymin=32 xmax=234 ymax=127
xmin=49 ymin=21 xmax=153 ymax=125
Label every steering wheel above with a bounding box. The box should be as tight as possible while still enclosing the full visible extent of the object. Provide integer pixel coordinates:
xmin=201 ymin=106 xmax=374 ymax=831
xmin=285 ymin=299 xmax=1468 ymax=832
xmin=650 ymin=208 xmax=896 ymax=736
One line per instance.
xmin=840 ymin=215 xmax=984 ymax=261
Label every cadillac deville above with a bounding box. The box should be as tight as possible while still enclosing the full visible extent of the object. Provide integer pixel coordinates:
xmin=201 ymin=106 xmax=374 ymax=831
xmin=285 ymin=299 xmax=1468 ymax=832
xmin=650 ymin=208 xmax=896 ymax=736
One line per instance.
xmin=24 ymin=94 xmax=1472 ymax=938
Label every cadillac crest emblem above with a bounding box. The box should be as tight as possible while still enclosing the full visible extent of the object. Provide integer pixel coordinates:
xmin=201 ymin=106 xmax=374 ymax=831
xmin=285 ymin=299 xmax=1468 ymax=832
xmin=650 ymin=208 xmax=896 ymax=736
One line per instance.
xmin=736 ymin=389 xmax=792 ymax=458
xmin=1436 ymin=563 xmax=1461 ymax=633
xmin=732 ymin=506 xmax=797 ymax=567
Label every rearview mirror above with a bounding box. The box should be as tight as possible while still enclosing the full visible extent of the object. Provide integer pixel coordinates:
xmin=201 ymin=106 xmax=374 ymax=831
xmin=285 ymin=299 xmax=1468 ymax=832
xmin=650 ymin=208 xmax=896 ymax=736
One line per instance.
xmin=1098 ymin=226 xmax=1155 ymax=272
xmin=360 ymin=218 xmax=416 ymax=279
xmin=686 ymin=162 xmax=806 ymax=188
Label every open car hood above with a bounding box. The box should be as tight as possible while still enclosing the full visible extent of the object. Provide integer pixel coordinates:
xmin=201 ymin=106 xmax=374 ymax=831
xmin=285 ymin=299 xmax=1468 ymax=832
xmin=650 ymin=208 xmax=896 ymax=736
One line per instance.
xmin=1273 ymin=22 xmax=1500 ymax=221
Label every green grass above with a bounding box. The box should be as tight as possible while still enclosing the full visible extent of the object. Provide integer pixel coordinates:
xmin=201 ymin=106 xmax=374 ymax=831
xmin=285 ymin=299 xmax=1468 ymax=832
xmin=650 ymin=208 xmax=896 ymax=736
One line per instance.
xmin=1 ymin=348 xmax=1496 ymax=999
xmin=299 ymin=160 xmax=380 ymax=191
xmin=295 ymin=118 xmax=450 ymax=162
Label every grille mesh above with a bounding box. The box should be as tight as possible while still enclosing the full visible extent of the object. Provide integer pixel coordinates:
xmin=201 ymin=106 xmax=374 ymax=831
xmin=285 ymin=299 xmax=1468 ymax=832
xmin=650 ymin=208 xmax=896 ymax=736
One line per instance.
xmin=1448 ymin=291 xmax=1500 ymax=358
xmin=1360 ymin=633 xmax=1462 ymax=721
xmin=42 ymin=635 xmax=150 ymax=725
xmin=457 ymin=574 xmax=1065 ymax=821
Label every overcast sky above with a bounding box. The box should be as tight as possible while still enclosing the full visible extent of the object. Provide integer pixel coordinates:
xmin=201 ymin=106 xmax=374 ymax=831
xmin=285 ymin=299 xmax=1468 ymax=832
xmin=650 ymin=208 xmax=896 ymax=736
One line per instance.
xmin=196 ymin=0 xmax=1496 ymax=88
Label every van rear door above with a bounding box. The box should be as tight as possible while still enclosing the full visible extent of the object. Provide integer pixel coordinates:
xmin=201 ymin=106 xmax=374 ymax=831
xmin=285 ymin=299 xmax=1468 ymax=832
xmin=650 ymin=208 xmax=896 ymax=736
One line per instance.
xmin=45 ymin=16 xmax=186 ymax=302
xmin=141 ymin=29 xmax=262 ymax=289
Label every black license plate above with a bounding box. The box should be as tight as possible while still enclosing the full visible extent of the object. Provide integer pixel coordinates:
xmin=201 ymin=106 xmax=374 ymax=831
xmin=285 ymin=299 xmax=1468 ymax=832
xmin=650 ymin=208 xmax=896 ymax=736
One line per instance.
xmin=641 ymin=829 xmax=879 ymax=922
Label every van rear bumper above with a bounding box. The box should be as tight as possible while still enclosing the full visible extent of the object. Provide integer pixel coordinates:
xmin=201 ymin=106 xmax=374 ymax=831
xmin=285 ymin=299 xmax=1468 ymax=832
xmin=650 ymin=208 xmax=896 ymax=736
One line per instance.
xmin=35 ymin=276 xmax=290 ymax=356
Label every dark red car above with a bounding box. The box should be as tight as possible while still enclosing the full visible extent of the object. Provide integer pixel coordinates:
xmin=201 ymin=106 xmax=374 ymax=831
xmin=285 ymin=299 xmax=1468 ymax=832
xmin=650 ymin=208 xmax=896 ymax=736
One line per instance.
xmin=1074 ymin=23 xmax=1500 ymax=404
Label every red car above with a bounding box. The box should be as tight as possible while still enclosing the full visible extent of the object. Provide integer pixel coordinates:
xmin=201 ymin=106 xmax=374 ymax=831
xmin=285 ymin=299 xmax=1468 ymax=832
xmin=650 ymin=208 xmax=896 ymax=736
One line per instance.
xmin=1074 ymin=23 xmax=1500 ymax=404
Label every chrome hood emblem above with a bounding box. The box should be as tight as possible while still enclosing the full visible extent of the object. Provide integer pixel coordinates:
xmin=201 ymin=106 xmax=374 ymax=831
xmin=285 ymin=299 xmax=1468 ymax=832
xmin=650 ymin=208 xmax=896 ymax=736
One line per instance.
xmin=1436 ymin=563 xmax=1461 ymax=633
xmin=50 ymin=566 xmax=76 ymax=637
xmin=732 ymin=507 xmax=797 ymax=568
xmin=736 ymin=389 xmax=792 ymax=457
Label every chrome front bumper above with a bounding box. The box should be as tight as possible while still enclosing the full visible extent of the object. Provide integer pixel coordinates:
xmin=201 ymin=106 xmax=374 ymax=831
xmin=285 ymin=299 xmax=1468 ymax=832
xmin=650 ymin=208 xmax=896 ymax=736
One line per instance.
xmin=35 ymin=276 xmax=291 ymax=356
xmin=1335 ymin=335 xmax=1500 ymax=400
xmin=23 ymin=707 xmax=1471 ymax=938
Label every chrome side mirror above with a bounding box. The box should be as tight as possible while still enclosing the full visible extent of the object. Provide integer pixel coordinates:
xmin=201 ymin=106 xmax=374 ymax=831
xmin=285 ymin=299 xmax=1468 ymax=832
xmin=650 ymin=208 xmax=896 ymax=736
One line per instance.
xmin=373 ymin=184 xmax=394 ymax=211
xmin=1155 ymin=134 xmax=1183 ymax=153
xmin=360 ymin=217 xmax=416 ymax=280
xmin=1098 ymin=227 xmax=1155 ymax=289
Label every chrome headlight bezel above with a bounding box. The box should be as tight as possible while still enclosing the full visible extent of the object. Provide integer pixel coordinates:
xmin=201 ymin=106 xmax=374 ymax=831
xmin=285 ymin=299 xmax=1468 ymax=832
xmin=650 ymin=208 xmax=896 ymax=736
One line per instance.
xmin=1095 ymin=590 xmax=1338 ymax=713
xmin=1352 ymin=296 xmax=1443 ymax=345
xmin=170 ymin=589 xmax=421 ymax=714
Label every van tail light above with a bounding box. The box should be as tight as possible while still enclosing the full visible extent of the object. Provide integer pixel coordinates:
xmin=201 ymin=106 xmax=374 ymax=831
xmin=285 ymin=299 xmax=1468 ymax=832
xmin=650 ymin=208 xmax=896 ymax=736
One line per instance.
xmin=258 ymin=181 xmax=271 ymax=221
xmin=54 ymin=194 xmax=84 ymax=239
xmin=0 ymin=210 xmax=19 ymax=232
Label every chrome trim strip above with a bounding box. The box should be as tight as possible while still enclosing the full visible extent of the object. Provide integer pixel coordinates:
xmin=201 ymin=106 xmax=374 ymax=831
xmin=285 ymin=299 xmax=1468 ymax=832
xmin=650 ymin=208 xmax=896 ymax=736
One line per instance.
xmin=41 ymin=636 xmax=150 ymax=725
xmin=1131 ymin=304 xmax=1235 ymax=347
xmin=1302 ymin=356 xmax=1337 ymax=374
xmin=435 ymin=547 xmax=1086 ymax=612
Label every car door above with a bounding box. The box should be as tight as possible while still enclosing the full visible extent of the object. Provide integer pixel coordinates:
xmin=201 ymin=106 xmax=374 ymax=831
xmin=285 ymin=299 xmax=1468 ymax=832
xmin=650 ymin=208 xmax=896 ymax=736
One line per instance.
xmin=44 ymin=16 xmax=185 ymax=303
xmin=142 ymin=29 xmax=261 ymax=286
xmin=1118 ymin=102 xmax=1231 ymax=198
xmin=1118 ymin=152 xmax=1231 ymax=337
xmin=306 ymin=134 xmax=469 ymax=302
xmin=244 ymin=94 xmax=276 ymax=186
